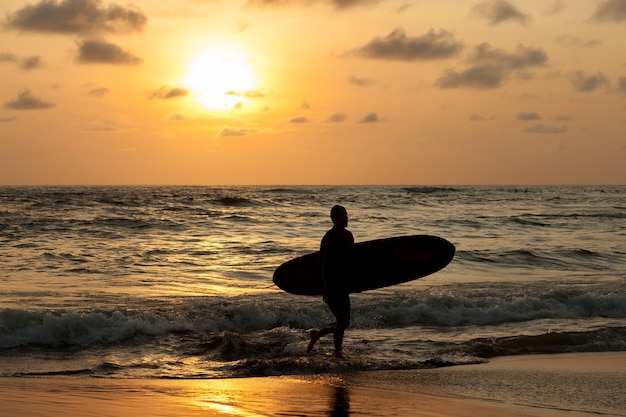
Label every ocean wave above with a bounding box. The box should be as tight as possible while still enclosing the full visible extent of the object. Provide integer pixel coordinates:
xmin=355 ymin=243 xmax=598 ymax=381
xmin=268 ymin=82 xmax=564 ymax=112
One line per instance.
xmin=357 ymin=285 xmax=626 ymax=328
xmin=215 ymin=197 xmax=254 ymax=206
xmin=457 ymin=248 xmax=622 ymax=271
xmin=2 ymin=283 xmax=624 ymax=350
xmin=509 ymin=216 xmax=549 ymax=227
xmin=519 ymin=212 xmax=626 ymax=221
xmin=461 ymin=327 xmax=626 ymax=358
xmin=92 ymin=217 xmax=187 ymax=231
xmin=402 ymin=187 xmax=459 ymax=194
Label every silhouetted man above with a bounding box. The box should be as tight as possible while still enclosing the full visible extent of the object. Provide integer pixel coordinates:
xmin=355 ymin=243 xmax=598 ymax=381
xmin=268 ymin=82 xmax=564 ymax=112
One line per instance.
xmin=307 ymin=205 xmax=354 ymax=358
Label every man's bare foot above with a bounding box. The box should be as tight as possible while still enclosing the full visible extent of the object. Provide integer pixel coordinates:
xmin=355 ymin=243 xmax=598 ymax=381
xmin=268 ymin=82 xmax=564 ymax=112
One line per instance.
xmin=307 ymin=329 xmax=320 ymax=353
xmin=333 ymin=349 xmax=343 ymax=358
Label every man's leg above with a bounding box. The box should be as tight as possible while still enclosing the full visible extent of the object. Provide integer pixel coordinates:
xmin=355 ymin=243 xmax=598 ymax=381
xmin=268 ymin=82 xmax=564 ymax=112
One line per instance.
xmin=332 ymin=307 xmax=350 ymax=357
xmin=307 ymin=322 xmax=335 ymax=353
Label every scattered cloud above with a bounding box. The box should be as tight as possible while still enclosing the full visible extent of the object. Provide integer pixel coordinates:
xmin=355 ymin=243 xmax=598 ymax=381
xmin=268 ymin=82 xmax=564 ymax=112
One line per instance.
xmin=0 ymin=52 xmax=18 ymax=62
xmin=470 ymin=114 xmax=494 ymax=121
xmin=348 ymin=75 xmax=375 ymax=87
xmin=289 ymin=116 xmax=311 ymax=123
xmin=166 ymin=112 xmax=190 ymax=121
xmin=543 ymin=1 xmax=567 ymax=16
xmin=397 ymin=3 xmax=413 ymax=13
xmin=246 ymin=0 xmax=380 ymax=10
xmin=1 ymin=52 xmax=43 ymax=70
xmin=19 ymin=56 xmax=43 ymax=70
xmin=470 ymin=43 xmax=547 ymax=69
xmin=437 ymin=65 xmax=506 ymax=89
xmin=569 ymin=71 xmax=609 ymax=92
xmin=5 ymin=89 xmax=55 ymax=110
xmin=0 ymin=116 xmax=18 ymax=122
xmin=553 ymin=114 xmax=574 ymax=121
xmin=330 ymin=0 xmax=380 ymax=8
xmin=147 ymin=86 xmax=189 ymax=100
xmin=347 ymin=28 xmax=463 ymax=61
xmin=86 ymin=87 xmax=109 ymax=97
xmin=235 ymin=20 xmax=251 ymax=33
xmin=83 ymin=118 xmax=124 ymax=132
xmin=516 ymin=112 xmax=541 ymax=121
xmin=436 ymin=43 xmax=548 ymax=89
xmin=4 ymin=0 xmax=147 ymax=35
xmin=226 ymin=90 xmax=266 ymax=98
xmin=219 ymin=126 xmax=257 ymax=137
xmin=359 ymin=112 xmax=381 ymax=123
xmin=472 ymin=0 xmax=531 ymax=26
xmin=325 ymin=112 xmax=348 ymax=123
xmin=555 ymin=35 xmax=602 ymax=49
xmin=591 ymin=0 xmax=626 ymax=22
xmin=76 ymin=39 xmax=141 ymax=65
xmin=618 ymin=76 xmax=626 ymax=94
xmin=524 ymin=124 xmax=566 ymax=134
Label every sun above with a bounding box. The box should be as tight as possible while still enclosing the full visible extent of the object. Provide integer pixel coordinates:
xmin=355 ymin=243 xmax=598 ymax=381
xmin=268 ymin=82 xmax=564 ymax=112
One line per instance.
xmin=184 ymin=46 xmax=256 ymax=111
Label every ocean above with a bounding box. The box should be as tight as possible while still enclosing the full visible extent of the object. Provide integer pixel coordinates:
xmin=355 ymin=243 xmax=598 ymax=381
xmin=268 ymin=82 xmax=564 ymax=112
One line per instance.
xmin=0 ymin=185 xmax=624 ymax=379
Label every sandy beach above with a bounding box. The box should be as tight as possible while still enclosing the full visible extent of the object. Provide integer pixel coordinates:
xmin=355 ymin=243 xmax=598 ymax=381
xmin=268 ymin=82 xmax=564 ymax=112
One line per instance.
xmin=1 ymin=352 xmax=624 ymax=416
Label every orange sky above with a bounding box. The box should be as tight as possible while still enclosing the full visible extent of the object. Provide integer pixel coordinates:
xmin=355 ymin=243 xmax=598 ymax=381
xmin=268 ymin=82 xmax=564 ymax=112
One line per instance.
xmin=1 ymin=0 xmax=625 ymax=185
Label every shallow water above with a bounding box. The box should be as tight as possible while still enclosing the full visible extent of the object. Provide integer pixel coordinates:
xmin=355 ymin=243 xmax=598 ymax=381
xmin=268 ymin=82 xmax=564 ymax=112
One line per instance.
xmin=1 ymin=185 xmax=624 ymax=378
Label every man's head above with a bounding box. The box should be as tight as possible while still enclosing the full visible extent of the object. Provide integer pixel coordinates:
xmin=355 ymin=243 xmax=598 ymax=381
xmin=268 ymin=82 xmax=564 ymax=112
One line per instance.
xmin=330 ymin=205 xmax=348 ymax=228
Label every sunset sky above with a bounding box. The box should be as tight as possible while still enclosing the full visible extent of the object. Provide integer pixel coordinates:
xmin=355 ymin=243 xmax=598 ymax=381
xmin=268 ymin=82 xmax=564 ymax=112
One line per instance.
xmin=1 ymin=0 xmax=625 ymax=185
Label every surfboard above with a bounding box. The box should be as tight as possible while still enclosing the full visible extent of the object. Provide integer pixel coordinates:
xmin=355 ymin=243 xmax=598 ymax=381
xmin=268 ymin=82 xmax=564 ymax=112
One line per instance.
xmin=273 ymin=235 xmax=455 ymax=296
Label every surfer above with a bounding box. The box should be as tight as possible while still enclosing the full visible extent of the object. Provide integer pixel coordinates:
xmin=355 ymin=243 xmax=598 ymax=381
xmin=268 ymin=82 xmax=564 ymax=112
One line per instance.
xmin=307 ymin=205 xmax=354 ymax=358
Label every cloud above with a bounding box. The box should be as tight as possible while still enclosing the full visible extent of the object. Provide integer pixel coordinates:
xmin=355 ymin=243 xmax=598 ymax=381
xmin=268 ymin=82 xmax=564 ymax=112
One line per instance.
xmin=0 ymin=116 xmax=18 ymax=122
xmin=469 ymin=114 xmax=494 ymax=121
xmin=348 ymin=75 xmax=375 ymax=86
xmin=246 ymin=0 xmax=380 ymax=10
xmin=516 ymin=112 xmax=541 ymax=121
xmin=1 ymin=52 xmax=43 ymax=70
xmin=437 ymin=65 xmax=506 ymax=89
xmin=5 ymin=89 xmax=55 ymax=110
xmin=618 ymin=76 xmax=626 ymax=94
xmin=19 ymin=56 xmax=43 ymax=70
xmin=325 ymin=112 xmax=348 ymax=123
xmin=348 ymin=28 xmax=463 ymax=61
xmin=436 ymin=43 xmax=548 ymax=89
xmin=524 ymin=124 xmax=566 ymax=134
xmin=226 ymin=90 xmax=266 ymax=98
xmin=331 ymin=0 xmax=380 ymax=8
xmin=543 ymin=1 xmax=566 ymax=16
xmin=289 ymin=116 xmax=311 ymax=123
xmin=553 ymin=114 xmax=574 ymax=121
xmin=359 ymin=112 xmax=381 ymax=123
xmin=555 ymin=35 xmax=602 ymax=49
xmin=166 ymin=112 xmax=188 ymax=121
xmin=469 ymin=43 xmax=547 ymax=68
xmin=472 ymin=0 xmax=531 ymax=25
xmin=219 ymin=126 xmax=256 ymax=137
xmin=4 ymin=0 xmax=147 ymax=35
xmin=591 ymin=0 xmax=626 ymax=22
xmin=86 ymin=87 xmax=109 ymax=97
xmin=569 ymin=71 xmax=609 ymax=92
xmin=0 ymin=52 xmax=18 ymax=62
xmin=147 ymin=86 xmax=189 ymax=100
xmin=76 ymin=39 xmax=141 ymax=65
xmin=83 ymin=118 xmax=124 ymax=132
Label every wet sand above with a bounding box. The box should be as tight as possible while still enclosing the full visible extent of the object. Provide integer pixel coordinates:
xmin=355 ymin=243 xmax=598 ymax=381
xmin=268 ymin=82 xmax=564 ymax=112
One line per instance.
xmin=1 ymin=352 xmax=624 ymax=416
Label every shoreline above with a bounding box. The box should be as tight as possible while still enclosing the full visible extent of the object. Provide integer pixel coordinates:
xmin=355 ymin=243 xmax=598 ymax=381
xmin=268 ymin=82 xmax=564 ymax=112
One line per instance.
xmin=1 ymin=352 xmax=624 ymax=416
